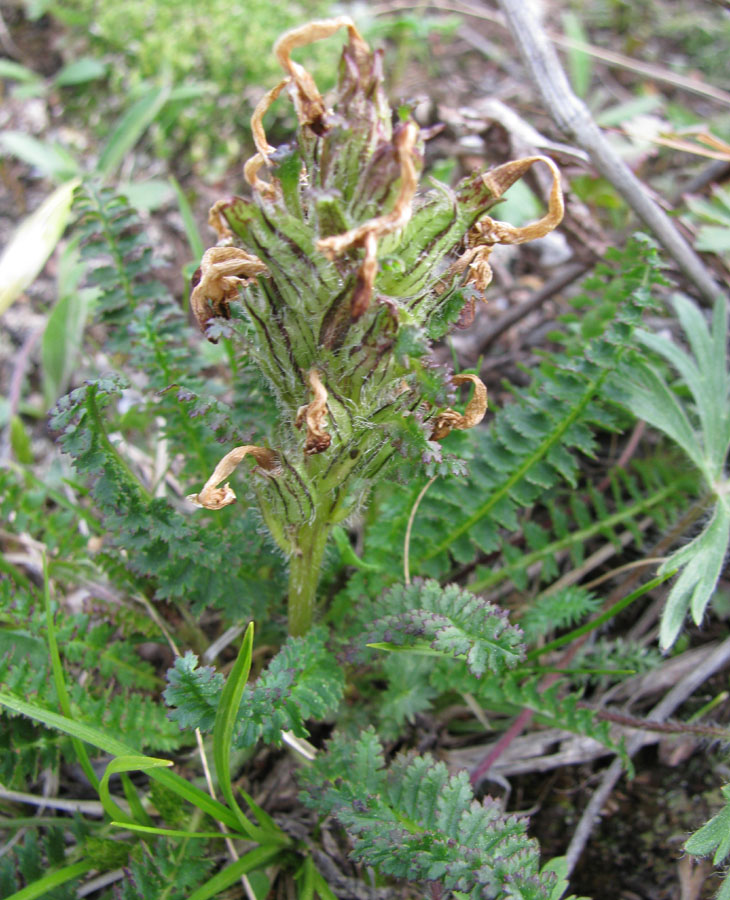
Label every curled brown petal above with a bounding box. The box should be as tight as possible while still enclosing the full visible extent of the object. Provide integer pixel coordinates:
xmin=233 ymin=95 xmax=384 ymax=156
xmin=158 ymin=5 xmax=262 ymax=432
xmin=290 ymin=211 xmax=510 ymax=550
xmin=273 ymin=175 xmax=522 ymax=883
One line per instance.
xmin=431 ymin=374 xmax=488 ymax=441
xmin=317 ymin=121 xmax=420 ymax=317
xmin=295 ymin=370 xmax=332 ymax=455
xmin=455 ymin=155 xmax=565 ymax=296
xmin=350 ymin=231 xmax=378 ymax=319
xmin=208 ymin=200 xmax=234 ymax=242
xmin=243 ymin=78 xmax=291 ymax=197
xmin=190 ymin=246 xmax=268 ymax=332
xmin=478 ymin=155 xmax=564 ymax=245
xmin=187 ymin=445 xmax=280 ymax=510
xmin=274 ymin=17 xmax=369 ymax=130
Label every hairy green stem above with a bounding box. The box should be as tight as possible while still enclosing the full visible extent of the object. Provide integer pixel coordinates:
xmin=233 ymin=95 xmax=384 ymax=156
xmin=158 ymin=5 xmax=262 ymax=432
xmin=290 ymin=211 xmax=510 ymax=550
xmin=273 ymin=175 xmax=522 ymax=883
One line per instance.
xmin=287 ymin=518 xmax=330 ymax=636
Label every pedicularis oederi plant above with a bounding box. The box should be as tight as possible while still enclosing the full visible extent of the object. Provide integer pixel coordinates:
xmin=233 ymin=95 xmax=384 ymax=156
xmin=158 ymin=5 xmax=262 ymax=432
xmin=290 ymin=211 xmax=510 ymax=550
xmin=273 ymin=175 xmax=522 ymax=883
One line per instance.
xmin=11 ymin=15 xmax=730 ymax=900
xmin=185 ymin=17 xmax=564 ymax=636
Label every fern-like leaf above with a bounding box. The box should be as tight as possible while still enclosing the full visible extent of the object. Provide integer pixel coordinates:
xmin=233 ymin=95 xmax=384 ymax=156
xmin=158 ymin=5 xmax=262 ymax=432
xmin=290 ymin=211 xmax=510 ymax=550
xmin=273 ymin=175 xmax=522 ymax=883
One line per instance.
xmin=340 ymin=238 xmax=672 ymax=609
xmin=520 ymin=586 xmax=601 ymax=644
xmin=163 ymin=651 xmax=224 ymax=731
xmin=300 ymin=728 xmax=557 ymax=899
xmin=234 ymin=627 xmax=344 ymax=747
xmin=360 ymin=579 xmax=525 ymax=677
xmin=163 ymin=628 xmax=344 ymax=747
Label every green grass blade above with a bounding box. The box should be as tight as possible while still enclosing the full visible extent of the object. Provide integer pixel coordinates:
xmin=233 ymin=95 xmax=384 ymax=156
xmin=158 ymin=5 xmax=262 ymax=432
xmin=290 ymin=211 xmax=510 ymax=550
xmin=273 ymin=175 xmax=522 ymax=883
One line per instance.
xmin=42 ymin=552 xmax=100 ymax=792
xmin=111 ymin=822 xmax=229 ymax=838
xmin=170 ymin=175 xmax=204 ymax=262
xmin=121 ymin=772 xmax=153 ymax=827
xmin=238 ymin=789 xmax=280 ymax=833
xmin=527 ymin=572 xmax=674 ymax=660
xmin=42 ymin=236 xmax=95 ymax=406
xmin=312 ymin=868 xmax=339 ymax=900
xmin=187 ymin=845 xmax=281 ymax=900
xmin=0 ymin=178 xmax=80 ymax=315
xmin=0 ymin=693 xmax=241 ymax=831
xmin=212 ymin=622 xmax=272 ymax=842
xmin=3 ymin=860 xmax=94 ymax=900
xmin=97 ymin=83 xmax=171 ymax=179
xmin=562 ymin=11 xmax=593 ymax=98
xmin=99 ymin=755 xmax=172 ymax=824
xmin=0 ymin=60 xmax=43 ymax=83
xmin=296 ymin=857 xmax=316 ymax=900
xmin=0 ymin=132 xmax=80 ymax=180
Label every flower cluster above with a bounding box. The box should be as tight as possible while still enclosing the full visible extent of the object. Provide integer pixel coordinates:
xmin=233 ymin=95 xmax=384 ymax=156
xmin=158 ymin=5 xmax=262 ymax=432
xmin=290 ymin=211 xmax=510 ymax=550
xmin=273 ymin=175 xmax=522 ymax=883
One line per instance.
xmin=187 ymin=17 xmax=564 ymax=632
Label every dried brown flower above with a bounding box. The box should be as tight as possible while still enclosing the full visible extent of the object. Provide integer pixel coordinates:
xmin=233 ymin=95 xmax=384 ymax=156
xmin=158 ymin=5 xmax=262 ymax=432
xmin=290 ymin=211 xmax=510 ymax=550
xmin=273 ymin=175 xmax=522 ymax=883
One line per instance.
xmin=186 ymin=445 xmax=280 ymax=510
xmin=295 ymin=370 xmax=332 ymax=455
xmin=454 ymin=155 xmax=564 ymax=295
xmin=430 ymin=374 xmax=488 ymax=441
xmin=274 ymin=17 xmax=369 ymax=131
xmin=243 ymin=77 xmax=291 ymax=197
xmin=190 ymin=246 xmax=269 ymax=332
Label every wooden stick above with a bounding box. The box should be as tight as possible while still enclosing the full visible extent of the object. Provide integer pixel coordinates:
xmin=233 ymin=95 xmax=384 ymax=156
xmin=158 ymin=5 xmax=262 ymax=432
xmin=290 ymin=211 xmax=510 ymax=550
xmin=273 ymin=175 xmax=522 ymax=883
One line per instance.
xmin=564 ymin=633 xmax=730 ymax=872
xmin=495 ymin=0 xmax=725 ymax=307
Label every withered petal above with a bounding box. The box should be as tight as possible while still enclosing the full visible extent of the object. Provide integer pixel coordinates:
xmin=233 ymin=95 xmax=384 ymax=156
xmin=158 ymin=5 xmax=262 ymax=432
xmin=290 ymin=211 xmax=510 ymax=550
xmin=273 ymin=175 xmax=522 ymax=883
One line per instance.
xmin=295 ymin=370 xmax=332 ymax=455
xmin=431 ymin=373 xmax=488 ymax=440
xmin=190 ymin=246 xmax=268 ymax=333
xmin=187 ymin=445 xmax=280 ymax=510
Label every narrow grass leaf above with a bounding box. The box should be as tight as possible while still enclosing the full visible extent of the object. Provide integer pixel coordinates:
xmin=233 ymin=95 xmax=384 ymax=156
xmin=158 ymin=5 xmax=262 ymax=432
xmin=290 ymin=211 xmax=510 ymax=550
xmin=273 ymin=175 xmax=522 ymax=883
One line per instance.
xmin=99 ymin=755 xmax=172 ymax=824
xmin=0 ymin=178 xmax=80 ymax=315
xmin=0 ymin=693 xmax=241 ymax=830
xmin=0 ymin=132 xmax=80 ymax=180
xmin=212 ymin=622 xmax=271 ymax=841
xmin=54 ymin=58 xmax=107 ymax=86
xmin=110 ymin=822 xmax=230 ymax=838
xmin=562 ymin=11 xmax=592 ymax=98
xmin=97 ymin=83 xmax=171 ymax=179
xmin=2 ymin=860 xmax=94 ymax=900
xmin=0 ymin=60 xmax=43 ymax=83
xmin=43 ymin=552 xmax=100 ymax=791
xmin=187 ymin=845 xmax=281 ymax=900
xmin=171 ymin=175 xmax=205 ymax=261
xmin=121 ymin=772 xmax=153 ymax=826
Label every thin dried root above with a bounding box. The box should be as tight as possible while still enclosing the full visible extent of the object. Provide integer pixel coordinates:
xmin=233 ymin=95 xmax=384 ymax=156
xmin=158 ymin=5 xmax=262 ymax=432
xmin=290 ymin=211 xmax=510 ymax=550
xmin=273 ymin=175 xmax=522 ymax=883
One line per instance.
xmin=455 ymin=155 xmax=565 ymax=295
xmin=190 ymin=246 xmax=269 ymax=332
xmin=274 ymin=17 xmax=369 ymax=130
xmin=431 ymin=374 xmax=488 ymax=441
xmin=243 ymin=78 xmax=291 ymax=197
xmin=295 ymin=370 xmax=332 ymax=455
xmin=187 ymin=445 xmax=280 ymax=510
xmin=317 ymin=120 xmax=420 ymax=317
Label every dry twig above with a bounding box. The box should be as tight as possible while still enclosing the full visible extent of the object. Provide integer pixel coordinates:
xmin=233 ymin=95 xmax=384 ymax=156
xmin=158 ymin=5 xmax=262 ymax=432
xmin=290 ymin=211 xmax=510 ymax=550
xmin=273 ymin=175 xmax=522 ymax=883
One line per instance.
xmin=495 ymin=0 xmax=725 ymax=305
